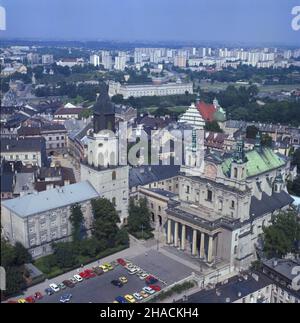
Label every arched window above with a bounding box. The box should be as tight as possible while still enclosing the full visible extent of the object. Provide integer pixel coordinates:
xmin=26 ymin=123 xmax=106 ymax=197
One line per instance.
xmin=234 ymin=245 xmax=237 ymax=255
xmin=112 ymin=171 xmax=116 ymax=180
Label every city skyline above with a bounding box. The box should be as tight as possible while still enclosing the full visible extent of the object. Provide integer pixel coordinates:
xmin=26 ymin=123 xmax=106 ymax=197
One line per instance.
xmin=0 ymin=0 xmax=299 ymax=46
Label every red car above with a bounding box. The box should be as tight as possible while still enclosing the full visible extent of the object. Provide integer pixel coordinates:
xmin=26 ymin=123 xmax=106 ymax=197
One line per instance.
xmin=145 ymin=275 xmax=158 ymax=285
xmin=148 ymin=285 xmax=161 ymax=292
xmin=25 ymin=296 xmax=35 ymax=303
xmin=85 ymin=269 xmax=96 ymax=278
xmin=34 ymin=292 xmax=43 ymax=300
xmin=79 ymin=269 xmax=96 ymax=279
xmin=117 ymin=258 xmax=127 ymax=266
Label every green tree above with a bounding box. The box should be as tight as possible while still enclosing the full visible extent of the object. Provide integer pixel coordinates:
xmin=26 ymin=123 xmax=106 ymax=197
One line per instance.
xmin=4 ymin=267 xmax=26 ymax=297
xmin=14 ymin=242 xmax=32 ymax=266
xmin=246 ymin=125 xmax=259 ymax=139
xmin=204 ymin=121 xmax=223 ymax=133
xmin=261 ymin=133 xmax=273 ymax=147
xmin=70 ymin=203 xmax=84 ymax=242
xmin=53 ymin=242 xmax=77 ymax=268
xmin=92 ymin=198 xmax=121 ymax=249
xmin=262 ymin=210 xmax=300 ymax=258
xmin=127 ymin=198 xmax=152 ymax=235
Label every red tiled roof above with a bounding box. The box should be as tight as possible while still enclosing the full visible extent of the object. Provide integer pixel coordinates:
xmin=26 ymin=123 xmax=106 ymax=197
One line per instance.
xmin=196 ymin=101 xmax=216 ymax=122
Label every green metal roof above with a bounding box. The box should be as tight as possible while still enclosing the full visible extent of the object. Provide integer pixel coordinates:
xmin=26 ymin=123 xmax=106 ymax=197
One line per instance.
xmin=221 ymin=148 xmax=286 ymax=178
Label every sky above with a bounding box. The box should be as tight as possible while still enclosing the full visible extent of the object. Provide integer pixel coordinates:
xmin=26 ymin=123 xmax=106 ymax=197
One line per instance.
xmin=0 ymin=0 xmax=299 ymax=45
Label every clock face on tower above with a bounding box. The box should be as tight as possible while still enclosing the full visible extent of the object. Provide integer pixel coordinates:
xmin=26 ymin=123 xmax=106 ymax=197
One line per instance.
xmin=204 ymin=163 xmax=217 ymax=180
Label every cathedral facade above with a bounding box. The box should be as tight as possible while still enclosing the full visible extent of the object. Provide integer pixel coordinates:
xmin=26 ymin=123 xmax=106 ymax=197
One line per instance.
xmin=137 ymin=121 xmax=294 ymax=271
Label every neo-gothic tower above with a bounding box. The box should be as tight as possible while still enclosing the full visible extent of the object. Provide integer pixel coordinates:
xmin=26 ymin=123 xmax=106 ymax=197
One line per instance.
xmin=81 ymin=85 xmax=129 ymax=223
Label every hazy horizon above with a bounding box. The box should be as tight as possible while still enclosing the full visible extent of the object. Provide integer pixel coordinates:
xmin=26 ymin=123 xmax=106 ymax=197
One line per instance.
xmin=0 ymin=0 xmax=299 ymax=46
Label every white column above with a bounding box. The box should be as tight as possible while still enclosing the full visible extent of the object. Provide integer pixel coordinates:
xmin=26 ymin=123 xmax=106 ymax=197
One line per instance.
xmin=181 ymin=224 xmax=186 ymax=250
xmin=200 ymin=232 xmax=205 ymax=259
xmin=167 ymin=219 xmax=172 ymax=244
xmin=208 ymin=235 xmax=213 ymax=263
xmin=192 ymin=229 xmax=198 ymax=256
xmin=174 ymin=222 xmax=179 ymax=247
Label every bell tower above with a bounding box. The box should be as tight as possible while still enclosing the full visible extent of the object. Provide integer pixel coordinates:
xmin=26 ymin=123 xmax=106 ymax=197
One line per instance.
xmin=231 ymin=138 xmax=247 ymax=181
xmin=80 ymin=84 xmax=129 ymax=224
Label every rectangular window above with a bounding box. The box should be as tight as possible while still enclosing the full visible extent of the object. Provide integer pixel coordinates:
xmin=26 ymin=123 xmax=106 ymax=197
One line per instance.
xmin=186 ymin=186 xmax=190 ymax=194
xmin=207 ymin=190 xmax=212 ymax=202
xmin=231 ymin=201 xmax=235 ymax=209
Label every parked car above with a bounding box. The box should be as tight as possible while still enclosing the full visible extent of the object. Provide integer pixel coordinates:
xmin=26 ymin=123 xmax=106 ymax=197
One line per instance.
xmin=92 ymin=266 xmax=104 ymax=276
xmin=111 ymin=280 xmax=123 ymax=287
xmin=115 ymin=296 xmax=127 ymax=303
xmin=145 ymin=275 xmax=158 ymax=285
xmin=34 ymin=292 xmax=43 ymax=300
xmin=49 ymin=283 xmax=60 ymax=292
xmin=119 ymin=276 xmax=128 ymax=284
xmin=128 ymin=268 xmax=138 ymax=275
xmin=25 ymin=296 xmax=35 ymax=303
xmin=103 ymin=262 xmax=113 ymax=270
xmin=58 ymin=282 xmax=66 ymax=290
xmin=85 ymin=269 xmax=96 ymax=278
xmin=148 ymin=285 xmax=161 ymax=292
xmin=60 ymin=293 xmax=72 ymax=303
xmin=69 ymin=277 xmax=78 ymax=285
xmin=138 ymin=272 xmax=148 ymax=280
xmin=139 ymin=291 xmax=149 ymax=298
xmin=117 ymin=258 xmax=127 ymax=266
xmin=143 ymin=286 xmax=155 ymax=295
xmin=133 ymin=292 xmax=143 ymax=301
xmin=63 ymin=280 xmax=75 ymax=288
xmin=124 ymin=294 xmax=136 ymax=303
xmin=99 ymin=265 xmax=109 ymax=273
xmin=73 ymin=274 xmax=83 ymax=282
xmin=17 ymin=298 xmax=26 ymax=303
xmin=45 ymin=288 xmax=54 ymax=296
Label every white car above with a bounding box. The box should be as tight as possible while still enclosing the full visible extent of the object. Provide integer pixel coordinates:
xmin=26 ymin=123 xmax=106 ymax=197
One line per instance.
xmin=128 ymin=268 xmax=138 ymax=275
xmin=49 ymin=283 xmax=60 ymax=292
xmin=143 ymin=287 xmax=155 ymax=295
xmin=74 ymin=274 xmax=83 ymax=282
xmin=133 ymin=292 xmax=143 ymax=301
xmin=138 ymin=272 xmax=148 ymax=280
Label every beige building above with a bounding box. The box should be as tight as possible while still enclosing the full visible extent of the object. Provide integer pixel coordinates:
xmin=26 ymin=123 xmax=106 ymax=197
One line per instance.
xmin=1 ymin=181 xmax=99 ymax=259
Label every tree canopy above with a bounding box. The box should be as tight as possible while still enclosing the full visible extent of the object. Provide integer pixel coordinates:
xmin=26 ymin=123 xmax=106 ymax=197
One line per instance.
xmin=262 ymin=210 xmax=300 ymax=258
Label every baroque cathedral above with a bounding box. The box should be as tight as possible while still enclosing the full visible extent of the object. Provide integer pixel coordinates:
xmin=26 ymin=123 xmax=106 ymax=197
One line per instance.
xmin=82 ymin=87 xmax=295 ymax=270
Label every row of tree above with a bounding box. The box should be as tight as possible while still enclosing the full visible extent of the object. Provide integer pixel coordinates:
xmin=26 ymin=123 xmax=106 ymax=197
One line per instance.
xmin=42 ymin=199 xmax=129 ymax=271
xmin=1 ymin=240 xmax=32 ymax=297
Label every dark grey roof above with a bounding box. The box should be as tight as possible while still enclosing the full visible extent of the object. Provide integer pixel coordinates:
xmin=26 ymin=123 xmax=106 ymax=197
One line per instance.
xmin=41 ymin=124 xmax=67 ymax=132
xmin=250 ymin=191 xmax=294 ymax=218
xmin=178 ymin=272 xmax=272 ymax=303
xmin=262 ymin=258 xmax=300 ymax=282
xmin=129 ymin=165 xmax=180 ymax=188
xmin=143 ymin=188 xmax=177 ymax=198
xmin=1 ymin=137 xmax=45 ymax=152
xmin=1 ymin=173 xmax=14 ymax=193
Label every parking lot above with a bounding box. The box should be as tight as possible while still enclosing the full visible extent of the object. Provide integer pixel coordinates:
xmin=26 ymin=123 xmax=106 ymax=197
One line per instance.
xmin=35 ymin=249 xmax=193 ymax=303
